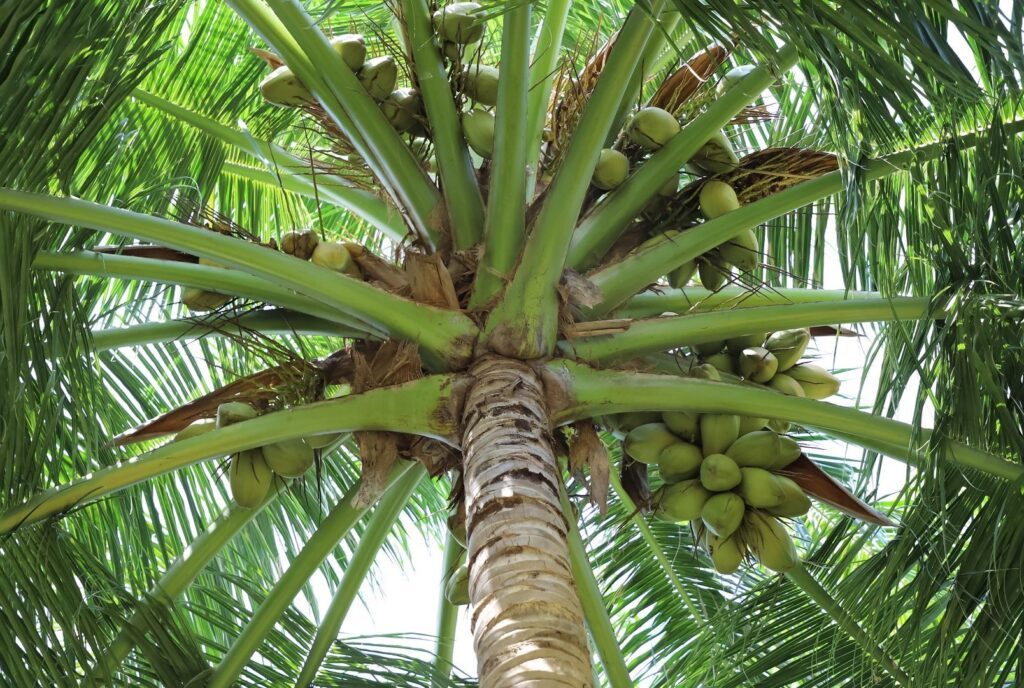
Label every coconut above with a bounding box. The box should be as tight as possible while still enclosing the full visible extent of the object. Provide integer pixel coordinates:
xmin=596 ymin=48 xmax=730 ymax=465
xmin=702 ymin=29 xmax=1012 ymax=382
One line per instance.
xmin=441 ymin=41 xmax=464 ymax=62
xmin=330 ymin=34 xmax=366 ymax=71
xmin=357 ymin=56 xmax=398 ymax=101
xmin=626 ymin=107 xmax=680 ymax=150
xmin=460 ymin=64 xmax=499 ymax=106
xmin=690 ymin=130 xmax=739 ymax=174
xmin=592 ymin=148 xmax=629 ymax=190
xmin=738 ymin=346 xmax=778 ymax=383
xmin=432 ymin=2 xmax=485 ymax=44
xmin=667 ymin=260 xmax=697 ymax=288
xmin=260 ymin=65 xmax=312 ymax=107
xmin=281 ymin=229 xmax=319 ymax=260
xmin=697 ymin=259 xmax=729 ymax=290
xmin=699 ymin=180 xmax=740 ymax=219
xmin=445 ymin=565 xmax=471 ymax=605
xmin=262 ymin=438 xmax=314 ymax=478
xmin=462 ymin=109 xmax=495 ymax=158
xmin=230 ymin=449 xmax=273 ymax=509
xmin=181 ymin=287 xmax=231 ymax=312
xmin=719 ymin=230 xmax=759 ymax=272
xmin=381 ymin=88 xmax=422 ymax=133
xmin=311 ymin=241 xmax=362 ymax=278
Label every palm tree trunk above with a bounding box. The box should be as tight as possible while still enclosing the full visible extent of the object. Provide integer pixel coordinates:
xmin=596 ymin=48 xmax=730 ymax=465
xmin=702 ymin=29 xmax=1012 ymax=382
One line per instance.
xmin=461 ymin=356 xmax=592 ymax=687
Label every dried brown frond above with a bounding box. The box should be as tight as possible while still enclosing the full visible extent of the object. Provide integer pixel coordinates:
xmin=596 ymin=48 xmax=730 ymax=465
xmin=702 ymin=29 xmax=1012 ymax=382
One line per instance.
xmin=404 ymin=252 xmax=460 ymax=309
xmin=676 ymin=147 xmax=839 ymax=209
xmin=547 ymin=29 xmax=614 ymax=170
xmin=620 ymin=454 xmax=652 ymax=513
xmin=650 ymin=45 xmax=730 ymax=115
xmin=568 ymin=422 xmax=610 ymax=515
xmin=113 ymin=348 xmax=352 ymax=445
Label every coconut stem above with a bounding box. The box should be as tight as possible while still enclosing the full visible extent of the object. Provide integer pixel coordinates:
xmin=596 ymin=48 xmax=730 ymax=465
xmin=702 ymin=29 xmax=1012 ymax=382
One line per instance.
xmin=567 ymin=296 xmax=941 ymax=363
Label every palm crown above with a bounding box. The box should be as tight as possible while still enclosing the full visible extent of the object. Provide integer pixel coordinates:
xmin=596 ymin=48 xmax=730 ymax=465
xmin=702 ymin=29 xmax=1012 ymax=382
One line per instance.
xmin=1 ymin=0 xmax=1022 ymax=686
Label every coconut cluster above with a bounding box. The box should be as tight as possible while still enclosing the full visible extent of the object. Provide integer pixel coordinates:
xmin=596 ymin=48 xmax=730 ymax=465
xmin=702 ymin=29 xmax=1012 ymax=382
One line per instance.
xmin=621 ymin=412 xmax=810 ymax=574
xmin=180 ymin=231 xmax=362 ymax=312
xmin=281 ymin=230 xmax=364 ymax=278
xmin=259 ymin=33 xmax=425 ymax=135
xmin=697 ymin=328 xmax=841 ymax=416
xmin=174 ymin=402 xmax=340 ymax=508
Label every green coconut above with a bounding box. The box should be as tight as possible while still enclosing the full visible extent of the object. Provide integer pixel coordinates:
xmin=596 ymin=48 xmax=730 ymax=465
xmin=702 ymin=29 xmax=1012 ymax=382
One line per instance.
xmin=381 ymin=87 xmax=422 ymax=133
xmin=260 ymin=65 xmax=312 ymax=107
xmin=719 ymin=229 xmax=759 ymax=272
xmin=699 ymin=180 xmax=740 ymax=219
xmin=463 ymin=109 xmax=495 ymax=158
xmin=357 ymin=56 xmax=398 ymax=101
xmin=432 ymin=2 xmax=485 ymax=44
xmin=626 ymin=107 xmax=680 ymax=150
xmin=460 ymin=64 xmax=499 ymax=106
xmin=330 ymin=34 xmax=366 ymax=71
xmin=718 ymin=64 xmax=756 ymax=94
xmin=689 ymin=130 xmax=739 ymax=174
xmin=592 ymin=148 xmax=629 ymax=190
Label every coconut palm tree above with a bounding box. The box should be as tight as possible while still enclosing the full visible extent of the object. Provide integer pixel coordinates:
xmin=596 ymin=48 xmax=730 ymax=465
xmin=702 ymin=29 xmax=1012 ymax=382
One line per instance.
xmin=2 ymin=0 xmax=1022 ymax=685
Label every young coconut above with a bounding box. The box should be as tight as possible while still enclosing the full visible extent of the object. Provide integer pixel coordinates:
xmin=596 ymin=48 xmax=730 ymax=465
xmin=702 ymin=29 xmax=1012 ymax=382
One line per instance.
xmin=230 ymin=449 xmax=274 ymax=509
xmin=699 ymin=180 xmax=740 ymax=219
xmin=311 ymin=241 xmax=361 ymax=277
xmin=658 ymin=441 xmax=704 ymax=483
xmin=626 ymin=107 xmax=680 ymax=149
xmin=765 ymin=329 xmax=810 ymax=371
xmin=769 ymin=372 xmax=805 ymax=398
xmin=432 ymin=2 xmax=485 ymax=44
xmin=786 ymin=363 xmax=841 ymax=400
xmin=260 ymin=66 xmax=312 ymax=107
xmin=181 ymin=287 xmax=231 ymax=312
xmin=745 ymin=511 xmax=799 ymax=572
xmin=459 ymin=64 xmax=499 ymax=106
xmin=725 ymin=430 xmax=783 ymax=469
xmin=262 ymin=438 xmax=315 ymax=478
xmin=592 ymin=148 xmax=629 ymax=190
xmin=689 ymin=130 xmax=739 ymax=174
xmin=281 ymin=229 xmax=319 ymax=260
xmin=330 ymin=34 xmax=366 ymax=71
xmin=655 ymin=480 xmax=711 ymax=522
xmin=623 ymin=422 xmax=680 ymax=464
xmin=700 ymin=453 xmax=742 ymax=492
xmin=667 ymin=260 xmax=697 ymax=288
xmin=381 ymin=88 xmax=422 ymax=133
xmin=700 ymin=414 xmax=741 ymax=456
xmin=705 ymin=531 xmax=745 ymax=574
xmin=719 ymin=230 xmax=759 ymax=272
xmin=462 ymin=109 xmax=495 ymax=158
xmin=701 ymin=492 xmax=745 ymax=540
xmin=703 ymin=351 xmax=736 ymax=375
xmin=738 ymin=346 xmax=779 ymax=383
xmin=357 ymin=56 xmax=398 ymax=101
xmin=697 ymin=258 xmax=729 ymax=291
xmin=662 ymin=410 xmax=699 ymax=443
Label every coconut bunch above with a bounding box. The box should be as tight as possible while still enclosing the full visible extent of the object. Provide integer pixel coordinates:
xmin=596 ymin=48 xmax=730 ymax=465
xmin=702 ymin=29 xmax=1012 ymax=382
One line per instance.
xmin=622 ymin=415 xmax=810 ymax=574
xmin=174 ymin=401 xmax=334 ymax=508
xmin=280 ymin=229 xmax=364 ymax=278
xmin=424 ymin=3 xmax=506 ymax=159
xmin=179 ymin=230 xmax=362 ymax=312
xmin=696 ymin=328 xmax=842 ymax=414
xmin=259 ymin=33 xmax=426 ymax=136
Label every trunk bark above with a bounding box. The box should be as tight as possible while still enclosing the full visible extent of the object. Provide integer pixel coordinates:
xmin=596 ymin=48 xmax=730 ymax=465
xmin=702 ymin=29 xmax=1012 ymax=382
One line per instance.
xmin=461 ymin=356 xmax=592 ymax=687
